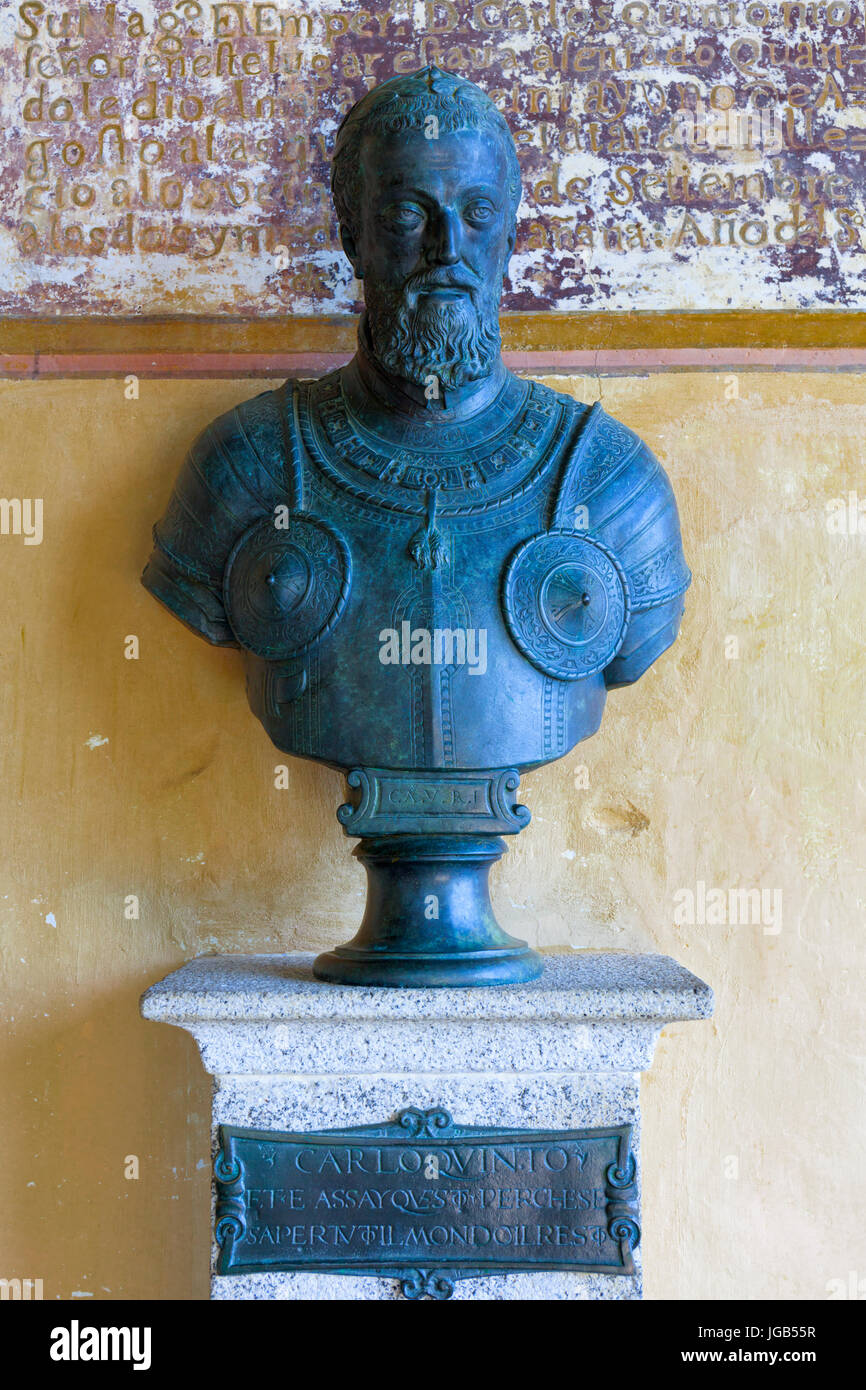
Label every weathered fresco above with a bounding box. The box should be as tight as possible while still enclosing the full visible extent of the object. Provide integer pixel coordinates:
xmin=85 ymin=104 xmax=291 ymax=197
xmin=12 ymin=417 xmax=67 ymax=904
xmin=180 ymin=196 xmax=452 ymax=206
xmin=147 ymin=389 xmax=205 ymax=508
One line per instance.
xmin=3 ymin=0 xmax=866 ymax=313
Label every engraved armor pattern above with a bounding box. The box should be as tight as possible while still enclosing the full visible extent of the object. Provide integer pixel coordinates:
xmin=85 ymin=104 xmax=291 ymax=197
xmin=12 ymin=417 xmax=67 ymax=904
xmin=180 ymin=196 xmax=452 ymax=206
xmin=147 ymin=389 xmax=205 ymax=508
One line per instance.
xmin=503 ymin=531 xmax=631 ymax=681
xmin=223 ymin=514 xmax=351 ymax=661
xmin=143 ymin=372 xmax=687 ymax=771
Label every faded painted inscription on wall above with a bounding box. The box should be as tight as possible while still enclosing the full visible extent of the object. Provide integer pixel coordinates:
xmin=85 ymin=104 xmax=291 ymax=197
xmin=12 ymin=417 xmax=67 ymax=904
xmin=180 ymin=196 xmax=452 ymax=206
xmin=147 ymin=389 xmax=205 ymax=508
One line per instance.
xmin=3 ymin=0 xmax=866 ymax=314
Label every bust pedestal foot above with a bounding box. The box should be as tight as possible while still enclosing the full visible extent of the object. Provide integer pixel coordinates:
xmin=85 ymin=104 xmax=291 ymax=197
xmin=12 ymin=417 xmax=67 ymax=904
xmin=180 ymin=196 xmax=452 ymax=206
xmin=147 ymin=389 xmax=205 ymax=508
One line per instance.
xmin=313 ymin=833 xmax=542 ymax=988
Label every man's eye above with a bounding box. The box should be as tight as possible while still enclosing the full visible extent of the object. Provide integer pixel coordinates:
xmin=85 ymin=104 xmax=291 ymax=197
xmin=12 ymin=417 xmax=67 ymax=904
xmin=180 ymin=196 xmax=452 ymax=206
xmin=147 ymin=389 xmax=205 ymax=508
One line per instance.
xmin=465 ymin=201 xmax=495 ymax=224
xmin=386 ymin=204 xmax=424 ymax=229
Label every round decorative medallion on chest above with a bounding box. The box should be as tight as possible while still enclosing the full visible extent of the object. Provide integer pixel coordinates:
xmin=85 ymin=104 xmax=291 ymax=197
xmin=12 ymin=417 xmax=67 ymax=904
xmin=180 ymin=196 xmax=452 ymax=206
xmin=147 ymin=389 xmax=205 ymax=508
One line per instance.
xmin=503 ymin=530 xmax=631 ymax=680
xmin=223 ymin=514 xmax=351 ymax=660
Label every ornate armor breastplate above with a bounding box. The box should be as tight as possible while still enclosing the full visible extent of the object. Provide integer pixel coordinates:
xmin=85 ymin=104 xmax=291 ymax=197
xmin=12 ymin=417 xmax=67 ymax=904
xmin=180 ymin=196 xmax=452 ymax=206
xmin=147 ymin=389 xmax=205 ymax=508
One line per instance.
xmin=144 ymin=369 xmax=690 ymax=774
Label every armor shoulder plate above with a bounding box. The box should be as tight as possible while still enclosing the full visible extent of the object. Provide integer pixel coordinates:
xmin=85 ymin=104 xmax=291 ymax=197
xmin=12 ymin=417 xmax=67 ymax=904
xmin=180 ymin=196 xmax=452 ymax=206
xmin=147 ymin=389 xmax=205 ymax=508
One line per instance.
xmin=551 ymin=402 xmax=691 ymax=613
xmin=141 ymin=385 xmax=293 ymax=645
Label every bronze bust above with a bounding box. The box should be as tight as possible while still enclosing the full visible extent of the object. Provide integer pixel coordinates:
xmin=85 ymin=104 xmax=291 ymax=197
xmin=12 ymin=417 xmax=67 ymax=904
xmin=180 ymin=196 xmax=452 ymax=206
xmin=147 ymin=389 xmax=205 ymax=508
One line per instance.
xmin=143 ymin=68 xmax=690 ymax=987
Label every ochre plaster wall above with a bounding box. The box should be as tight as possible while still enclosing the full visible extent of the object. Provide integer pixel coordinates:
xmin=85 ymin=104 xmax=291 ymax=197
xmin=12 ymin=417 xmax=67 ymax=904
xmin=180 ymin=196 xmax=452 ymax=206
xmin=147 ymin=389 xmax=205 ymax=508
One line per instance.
xmin=1 ymin=371 xmax=863 ymax=1300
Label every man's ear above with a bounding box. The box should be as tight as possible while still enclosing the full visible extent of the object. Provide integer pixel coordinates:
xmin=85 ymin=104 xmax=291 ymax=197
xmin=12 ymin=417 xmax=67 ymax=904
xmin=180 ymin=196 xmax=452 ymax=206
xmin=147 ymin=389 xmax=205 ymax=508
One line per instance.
xmin=503 ymin=227 xmax=516 ymax=280
xmin=340 ymin=226 xmax=364 ymax=280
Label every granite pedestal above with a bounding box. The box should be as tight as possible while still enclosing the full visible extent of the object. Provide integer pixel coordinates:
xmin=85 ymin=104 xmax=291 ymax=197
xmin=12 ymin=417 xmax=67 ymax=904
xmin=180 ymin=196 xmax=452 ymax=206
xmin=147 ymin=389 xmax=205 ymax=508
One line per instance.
xmin=141 ymin=951 xmax=712 ymax=1301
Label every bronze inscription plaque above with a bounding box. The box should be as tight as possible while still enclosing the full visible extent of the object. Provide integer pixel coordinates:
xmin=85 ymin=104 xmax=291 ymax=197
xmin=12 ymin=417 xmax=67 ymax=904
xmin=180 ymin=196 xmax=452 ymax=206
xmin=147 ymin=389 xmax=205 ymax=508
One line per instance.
xmin=214 ymin=1107 xmax=640 ymax=1298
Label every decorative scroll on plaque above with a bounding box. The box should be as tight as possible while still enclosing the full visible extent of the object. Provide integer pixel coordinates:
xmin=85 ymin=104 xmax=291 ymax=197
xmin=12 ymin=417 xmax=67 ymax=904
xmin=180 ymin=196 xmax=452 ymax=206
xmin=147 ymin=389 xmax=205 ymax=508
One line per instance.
xmin=3 ymin=1 xmax=866 ymax=316
xmin=214 ymin=1108 xmax=640 ymax=1298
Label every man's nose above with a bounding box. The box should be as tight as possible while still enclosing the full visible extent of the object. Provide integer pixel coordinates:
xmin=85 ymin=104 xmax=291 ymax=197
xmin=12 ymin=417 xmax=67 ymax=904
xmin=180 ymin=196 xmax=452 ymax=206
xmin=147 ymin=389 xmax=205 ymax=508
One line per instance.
xmin=428 ymin=208 xmax=461 ymax=265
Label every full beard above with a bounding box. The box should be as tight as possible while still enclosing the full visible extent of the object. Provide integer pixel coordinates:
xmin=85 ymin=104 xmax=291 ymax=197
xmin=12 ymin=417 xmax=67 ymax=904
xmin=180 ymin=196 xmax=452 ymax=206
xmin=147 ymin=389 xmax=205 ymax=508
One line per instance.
xmin=365 ymin=280 xmax=502 ymax=391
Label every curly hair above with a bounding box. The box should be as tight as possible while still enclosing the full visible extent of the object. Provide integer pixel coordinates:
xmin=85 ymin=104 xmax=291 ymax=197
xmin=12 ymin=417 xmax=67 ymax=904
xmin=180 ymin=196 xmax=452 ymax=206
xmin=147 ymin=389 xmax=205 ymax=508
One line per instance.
xmin=331 ymin=68 xmax=522 ymax=242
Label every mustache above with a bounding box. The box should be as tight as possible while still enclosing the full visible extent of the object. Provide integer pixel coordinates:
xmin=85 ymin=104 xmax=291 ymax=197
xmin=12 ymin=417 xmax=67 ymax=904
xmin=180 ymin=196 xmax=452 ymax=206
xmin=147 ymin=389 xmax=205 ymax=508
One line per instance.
xmin=402 ymin=266 xmax=482 ymax=295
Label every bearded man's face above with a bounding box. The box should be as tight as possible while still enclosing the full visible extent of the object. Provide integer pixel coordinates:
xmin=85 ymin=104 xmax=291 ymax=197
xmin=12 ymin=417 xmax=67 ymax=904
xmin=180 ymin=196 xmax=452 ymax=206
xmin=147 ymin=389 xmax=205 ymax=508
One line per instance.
xmin=347 ymin=127 xmax=515 ymax=390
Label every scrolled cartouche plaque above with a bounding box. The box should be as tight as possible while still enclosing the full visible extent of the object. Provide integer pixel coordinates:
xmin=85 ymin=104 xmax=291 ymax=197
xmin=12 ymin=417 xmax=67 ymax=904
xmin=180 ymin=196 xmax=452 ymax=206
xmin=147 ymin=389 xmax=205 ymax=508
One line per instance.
xmin=214 ymin=1108 xmax=640 ymax=1300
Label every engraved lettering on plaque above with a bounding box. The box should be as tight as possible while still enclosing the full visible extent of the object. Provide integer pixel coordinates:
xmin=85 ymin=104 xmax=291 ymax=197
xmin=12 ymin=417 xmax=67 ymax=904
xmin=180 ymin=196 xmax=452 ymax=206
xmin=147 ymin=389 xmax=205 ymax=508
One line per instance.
xmin=214 ymin=1108 xmax=640 ymax=1299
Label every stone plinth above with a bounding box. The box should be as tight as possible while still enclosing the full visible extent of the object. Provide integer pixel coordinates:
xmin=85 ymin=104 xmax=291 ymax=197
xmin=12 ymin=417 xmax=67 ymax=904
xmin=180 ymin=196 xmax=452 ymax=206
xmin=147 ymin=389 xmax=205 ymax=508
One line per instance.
xmin=141 ymin=951 xmax=712 ymax=1301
